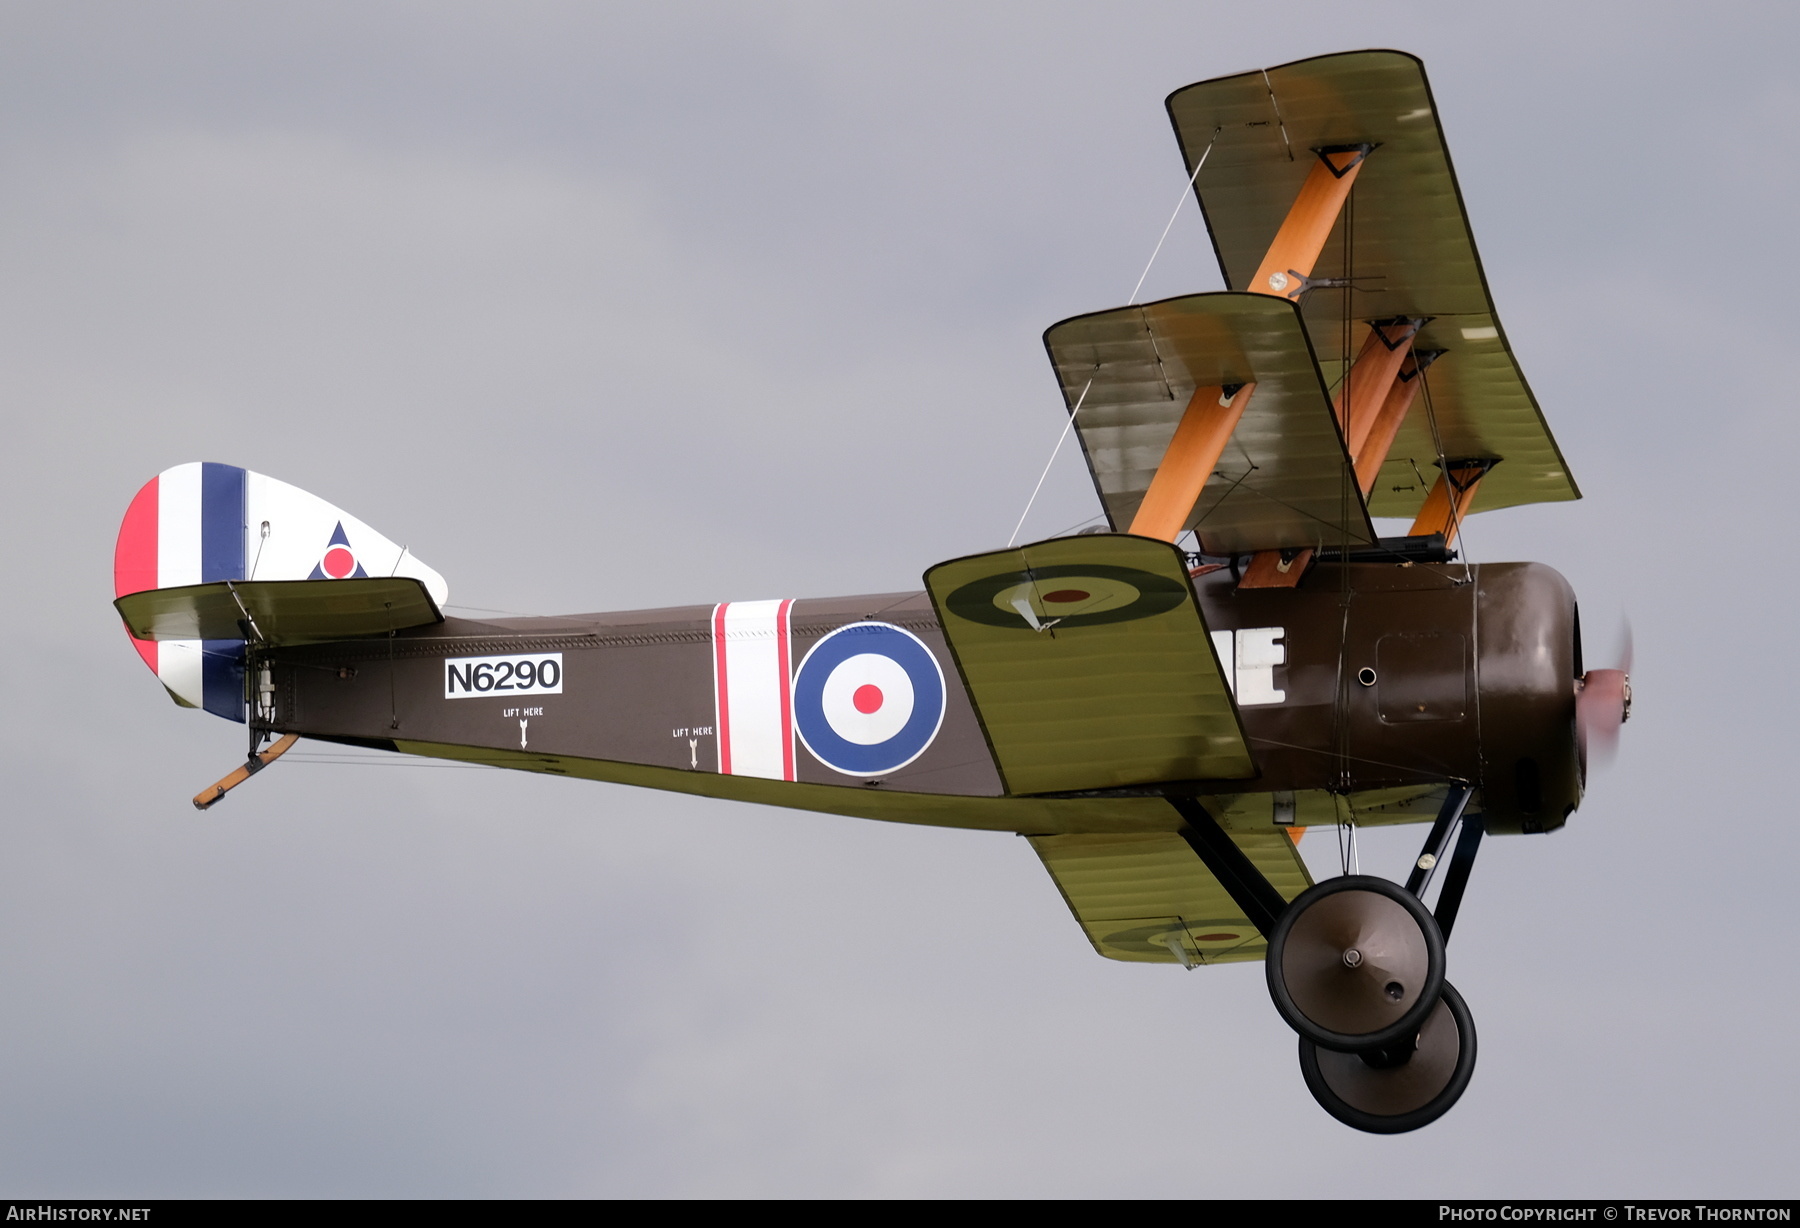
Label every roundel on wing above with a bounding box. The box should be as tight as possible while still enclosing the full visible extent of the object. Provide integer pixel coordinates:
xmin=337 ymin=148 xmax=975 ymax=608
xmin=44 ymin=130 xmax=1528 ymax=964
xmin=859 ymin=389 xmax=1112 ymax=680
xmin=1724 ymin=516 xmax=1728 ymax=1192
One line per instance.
xmin=793 ymin=622 xmax=946 ymax=777
xmin=944 ymin=563 xmax=1189 ymax=629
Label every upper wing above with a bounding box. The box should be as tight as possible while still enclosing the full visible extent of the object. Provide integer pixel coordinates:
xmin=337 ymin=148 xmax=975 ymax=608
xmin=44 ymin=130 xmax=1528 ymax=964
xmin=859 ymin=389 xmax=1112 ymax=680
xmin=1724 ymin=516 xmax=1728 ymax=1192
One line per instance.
xmin=1043 ymin=291 xmax=1376 ymax=554
xmin=1165 ymin=49 xmax=1578 ymax=518
xmin=1030 ymin=828 xmax=1313 ymax=965
xmin=924 ymin=533 xmax=1254 ymax=795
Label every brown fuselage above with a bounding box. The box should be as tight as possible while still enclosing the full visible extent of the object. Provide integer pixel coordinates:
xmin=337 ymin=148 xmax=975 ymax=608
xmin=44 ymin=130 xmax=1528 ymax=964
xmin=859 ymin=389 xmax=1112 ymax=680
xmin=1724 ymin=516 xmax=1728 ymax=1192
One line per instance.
xmin=263 ymin=560 xmax=1579 ymax=838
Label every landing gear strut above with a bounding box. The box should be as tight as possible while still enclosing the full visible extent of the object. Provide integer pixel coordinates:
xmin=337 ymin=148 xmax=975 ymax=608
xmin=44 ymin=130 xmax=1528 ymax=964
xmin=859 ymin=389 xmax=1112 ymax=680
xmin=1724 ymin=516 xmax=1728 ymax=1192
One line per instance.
xmin=1169 ymin=786 xmax=1484 ymax=1134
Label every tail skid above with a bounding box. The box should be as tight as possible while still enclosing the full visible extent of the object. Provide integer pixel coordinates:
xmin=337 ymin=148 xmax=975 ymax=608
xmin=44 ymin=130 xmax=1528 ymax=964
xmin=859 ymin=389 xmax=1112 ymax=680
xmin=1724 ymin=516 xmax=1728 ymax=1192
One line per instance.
xmin=192 ymin=732 xmax=298 ymax=810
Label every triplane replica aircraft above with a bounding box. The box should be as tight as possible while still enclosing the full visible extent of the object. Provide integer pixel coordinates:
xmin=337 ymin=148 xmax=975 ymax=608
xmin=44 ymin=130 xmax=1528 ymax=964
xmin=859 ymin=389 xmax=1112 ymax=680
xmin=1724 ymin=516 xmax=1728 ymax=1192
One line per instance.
xmin=113 ymin=51 xmax=1627 ymax=1132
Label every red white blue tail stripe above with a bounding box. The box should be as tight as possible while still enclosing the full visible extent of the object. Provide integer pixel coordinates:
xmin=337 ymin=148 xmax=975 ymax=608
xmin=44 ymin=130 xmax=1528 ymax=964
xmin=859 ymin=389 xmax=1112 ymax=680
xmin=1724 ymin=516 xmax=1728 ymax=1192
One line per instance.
xmin=114 ymin=462 xmax=448 ymax=719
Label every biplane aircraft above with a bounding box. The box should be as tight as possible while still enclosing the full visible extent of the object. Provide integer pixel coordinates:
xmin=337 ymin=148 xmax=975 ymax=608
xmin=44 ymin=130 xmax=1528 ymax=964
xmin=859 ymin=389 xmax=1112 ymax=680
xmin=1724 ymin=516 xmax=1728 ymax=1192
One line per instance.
xmin=112 ymin=50 xmax=1629 ymax=1133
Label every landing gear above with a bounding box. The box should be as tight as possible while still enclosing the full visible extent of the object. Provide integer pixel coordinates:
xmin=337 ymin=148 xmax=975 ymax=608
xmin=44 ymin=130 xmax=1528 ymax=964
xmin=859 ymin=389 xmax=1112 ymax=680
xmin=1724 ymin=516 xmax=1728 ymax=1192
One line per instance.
xmin=1167 ymin=787 xmax=1486 ymax=1134
xmin=1298 ymin=980 xmax=1477 ymax=1134
xmin=1264 ymin=875 xmax=1445 ymax=1052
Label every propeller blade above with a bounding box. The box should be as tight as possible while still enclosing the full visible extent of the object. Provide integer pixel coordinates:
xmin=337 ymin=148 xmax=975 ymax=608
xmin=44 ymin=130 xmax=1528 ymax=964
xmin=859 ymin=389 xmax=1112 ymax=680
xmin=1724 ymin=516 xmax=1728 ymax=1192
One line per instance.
xmin=1576 ymin=668 xmax=1631 ymax=772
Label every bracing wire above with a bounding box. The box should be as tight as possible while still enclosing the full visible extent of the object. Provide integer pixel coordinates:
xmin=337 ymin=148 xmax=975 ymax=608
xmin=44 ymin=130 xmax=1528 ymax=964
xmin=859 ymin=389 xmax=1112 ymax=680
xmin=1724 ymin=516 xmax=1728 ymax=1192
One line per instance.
xmin=1008 ymin=378 xmax=1093 ymax=548
xmin=1416 ymin=365 xmax=1476 ymax=585
xmin=1127 ymin=128 xmax=1221 ymax=306
xmin=1007 ymin=128 xmax=1221 ymax=546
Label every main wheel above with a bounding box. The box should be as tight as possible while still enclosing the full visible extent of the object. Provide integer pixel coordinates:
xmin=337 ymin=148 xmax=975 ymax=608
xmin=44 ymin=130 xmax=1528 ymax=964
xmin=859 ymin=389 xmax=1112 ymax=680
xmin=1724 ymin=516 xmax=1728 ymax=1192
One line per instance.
xmin=1298 ymin=980 xmax=1477 ymax=1134
xmin=1265 ymin=874 xmax=1445 ymax=1051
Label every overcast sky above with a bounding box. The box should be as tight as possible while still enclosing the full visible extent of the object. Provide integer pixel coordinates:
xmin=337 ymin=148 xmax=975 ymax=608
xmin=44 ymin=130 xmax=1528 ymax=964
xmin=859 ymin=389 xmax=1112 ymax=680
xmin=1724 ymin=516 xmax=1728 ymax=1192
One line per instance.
xmin=1 ymin=0 xmax=1794 ymax=1197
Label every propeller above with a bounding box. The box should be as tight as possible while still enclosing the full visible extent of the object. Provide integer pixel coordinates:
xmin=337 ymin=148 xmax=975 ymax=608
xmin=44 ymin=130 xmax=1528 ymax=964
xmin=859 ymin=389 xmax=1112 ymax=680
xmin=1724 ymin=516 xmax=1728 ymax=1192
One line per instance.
xmin=1576 ymin=621 xmax=1632 ymax=776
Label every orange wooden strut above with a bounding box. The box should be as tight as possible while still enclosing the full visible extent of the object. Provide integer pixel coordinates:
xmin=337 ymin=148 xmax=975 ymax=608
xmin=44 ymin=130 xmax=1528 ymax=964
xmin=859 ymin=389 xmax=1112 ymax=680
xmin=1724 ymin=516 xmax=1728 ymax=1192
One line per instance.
xmin=1239 ymin=318 xmax=1420 ymax=587
xmin=1239 ymin=548 xmax=1313 ymax=588
xmin=1408 ymin=464 xmax=1490 ymax=549
xmin=1248 ymin=146 xmax=1372 ymax=300
xmin=1353 ymin=375 xmax=1423 ymax=496
xmin=1233 ymin=146 xmax=1374 ymax=588
xmin=1131 ymin=147 xmax=1375 ymax=571
xmin=1335 ymin=320 xmax=1418 ymax=456
xmin=1127 ymin=384 xmax=1255 ymax=542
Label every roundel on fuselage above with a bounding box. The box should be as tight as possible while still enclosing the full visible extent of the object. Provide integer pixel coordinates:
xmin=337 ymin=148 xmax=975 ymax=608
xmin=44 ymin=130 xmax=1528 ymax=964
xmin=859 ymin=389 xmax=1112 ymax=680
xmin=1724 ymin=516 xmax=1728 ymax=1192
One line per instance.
xmin=793 ymin=622 xmax=946 ymax=777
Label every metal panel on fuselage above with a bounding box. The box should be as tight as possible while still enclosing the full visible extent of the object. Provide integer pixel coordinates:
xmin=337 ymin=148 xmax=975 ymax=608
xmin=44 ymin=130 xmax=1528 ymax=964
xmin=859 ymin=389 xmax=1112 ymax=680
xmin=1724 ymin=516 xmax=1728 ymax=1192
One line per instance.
xmin=1193 ymin=564 xmax=1480 ymax=797
xmin=1192 ymin=560 xmax=1577 ymax=832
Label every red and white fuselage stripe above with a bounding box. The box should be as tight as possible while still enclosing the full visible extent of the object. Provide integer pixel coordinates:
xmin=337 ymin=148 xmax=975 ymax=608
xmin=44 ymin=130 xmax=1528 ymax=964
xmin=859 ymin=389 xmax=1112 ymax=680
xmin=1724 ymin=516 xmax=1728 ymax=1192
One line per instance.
xmin=711 ymin=599 xmax=795 ymax=781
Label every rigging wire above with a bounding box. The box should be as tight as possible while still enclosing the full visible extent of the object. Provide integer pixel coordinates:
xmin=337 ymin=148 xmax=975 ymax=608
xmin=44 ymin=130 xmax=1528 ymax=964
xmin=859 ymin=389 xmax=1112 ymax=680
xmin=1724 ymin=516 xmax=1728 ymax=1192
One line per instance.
xmin=1127 ymin=128 xmax=1221 ymax=306
xmin=1007 ymin=129 xmax=1221 ymax=546
xmin=1415 ymin=363 xmax=1485 ymax=769
xmin=1187 ymin=464 xmax=1255 ymax=530
xmin=1007 ymin=378 xmax=1092 ymax=548
xmin=1332 ymin=177 xmax=1357 ymax=813
xmin=1415 ymin=364 xmax=1476 ymax=586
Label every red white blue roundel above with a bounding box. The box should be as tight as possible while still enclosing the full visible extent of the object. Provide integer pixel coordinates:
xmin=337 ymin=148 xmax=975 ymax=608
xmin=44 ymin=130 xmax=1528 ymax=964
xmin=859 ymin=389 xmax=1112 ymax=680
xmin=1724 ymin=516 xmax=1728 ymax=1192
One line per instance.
xmin=794 ymin=622 xmax=946 ymax=777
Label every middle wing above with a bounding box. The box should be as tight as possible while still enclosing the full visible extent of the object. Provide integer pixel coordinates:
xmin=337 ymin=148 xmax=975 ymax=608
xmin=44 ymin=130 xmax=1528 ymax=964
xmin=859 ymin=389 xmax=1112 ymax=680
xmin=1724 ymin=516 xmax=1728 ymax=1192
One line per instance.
xmin=1043 ymin=291 xmax=1377 ymax=555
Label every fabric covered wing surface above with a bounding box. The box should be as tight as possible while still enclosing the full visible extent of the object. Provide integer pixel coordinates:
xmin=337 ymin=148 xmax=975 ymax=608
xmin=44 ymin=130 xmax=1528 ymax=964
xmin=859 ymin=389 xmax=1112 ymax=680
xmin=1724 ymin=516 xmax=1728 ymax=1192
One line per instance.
xmin=1165 ymin=49 xmax=1578 ymax=517
xmin=1030 ymin=829 xmax=1313 ymax=965
xmin=926 ymin=534 xmax=1254 ymax=795
xmin=1044 ymin=292 xmax=1375 ymax=554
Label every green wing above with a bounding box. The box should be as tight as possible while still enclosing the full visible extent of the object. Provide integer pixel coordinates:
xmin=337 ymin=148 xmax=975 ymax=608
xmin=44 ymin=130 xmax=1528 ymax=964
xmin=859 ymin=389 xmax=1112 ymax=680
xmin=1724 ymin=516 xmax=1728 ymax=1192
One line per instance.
xmin=925 ymin=533 xmax=1254 ymax=795
xmin=1030 ymin=828 xmax=1312 ymax=965
xmin=1042 ymin=291 xmax=1375 ymax=554
xmin=1166 ymin=48 xmax=1578 ymax=517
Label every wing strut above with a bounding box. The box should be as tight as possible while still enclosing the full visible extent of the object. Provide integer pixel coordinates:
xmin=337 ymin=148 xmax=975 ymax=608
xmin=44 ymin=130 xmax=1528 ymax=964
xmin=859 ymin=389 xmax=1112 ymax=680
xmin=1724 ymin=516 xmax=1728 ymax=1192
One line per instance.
xmin=1124 ymin=146 xmax=1377 ymax=562
xmin=1168 ymin=796 xmax=1290 ymax=938
xmin=1248 ymin=145 xmax=1375 ymax=299
xmin=1337 ymin=318 xmax=1425 ymax=460
xmin=1235 ymin=147 xmax=1381 ymax=589
xmin=1408 ymin=461 xmax=1496 ymax=549
xmin=1238 ymin=315 xmax=1428 ymax=585
xmin=1353 ymin=348 xmax=1442 ymax=493
xmin=1127 ymin=383 xmax=1256 ymax=541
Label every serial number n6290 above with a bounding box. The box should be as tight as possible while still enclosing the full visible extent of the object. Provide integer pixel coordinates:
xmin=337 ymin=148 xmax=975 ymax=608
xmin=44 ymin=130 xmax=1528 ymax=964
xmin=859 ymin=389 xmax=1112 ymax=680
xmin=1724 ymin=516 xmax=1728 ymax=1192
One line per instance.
xmin=444 ymin=653 xmax=563 ymax=699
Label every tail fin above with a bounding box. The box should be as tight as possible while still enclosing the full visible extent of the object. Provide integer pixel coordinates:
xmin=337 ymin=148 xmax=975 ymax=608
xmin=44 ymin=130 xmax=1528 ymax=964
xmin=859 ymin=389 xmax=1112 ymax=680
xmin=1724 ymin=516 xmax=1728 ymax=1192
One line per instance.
xmin=113 ymin=462 xmax=449 ymax=719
